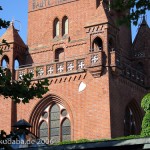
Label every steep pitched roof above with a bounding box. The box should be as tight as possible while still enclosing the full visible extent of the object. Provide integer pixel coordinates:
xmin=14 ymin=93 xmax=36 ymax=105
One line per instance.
xmin=0 ymin=22 xmax=26 ymax=48
xmin=132 ymin=17 xmax=150 ymax=51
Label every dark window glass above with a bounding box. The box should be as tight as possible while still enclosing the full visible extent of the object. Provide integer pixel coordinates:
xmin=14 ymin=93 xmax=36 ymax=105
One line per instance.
xmin=62 ymin=119 xmax=71 ymax=141
xmin=92 ymin=37 xmax=103 ymax=52
xmin=50 ymin=104 xmax=60 ymax=143
xmin=55 ymin=48 xmax=64 ymax=62
xmin=39 ymin=121 xmax=48 ymax=141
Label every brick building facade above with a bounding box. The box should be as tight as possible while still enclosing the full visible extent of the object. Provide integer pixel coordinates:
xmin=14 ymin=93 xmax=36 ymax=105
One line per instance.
xmin=0 ymin=0 xmax=150 ymax=143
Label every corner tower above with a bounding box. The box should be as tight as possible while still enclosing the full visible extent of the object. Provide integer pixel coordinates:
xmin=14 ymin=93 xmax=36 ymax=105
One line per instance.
xmin=0 ymin=22 xmax=27 ymax=132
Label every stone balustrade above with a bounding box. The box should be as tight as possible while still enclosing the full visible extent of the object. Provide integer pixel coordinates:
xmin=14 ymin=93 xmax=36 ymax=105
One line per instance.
xmin=122 ymin=64 xmax=145 ymax=86
xmin=15 ymin=50 xmax=145 ymax=86
xmin=132 ymin=50 xmax=145 ymax=58
xmin=110 ymin=50 xmax=145 ymax=86
xmin=16 ymin=58 xmax=86 ymax=80
xmin=16 ymin=50 xmax=105 ymax=79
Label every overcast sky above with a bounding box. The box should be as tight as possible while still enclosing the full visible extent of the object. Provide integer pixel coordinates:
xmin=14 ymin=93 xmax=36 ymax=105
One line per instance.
xmin=0 ymin=1 xmax=150 ymax=44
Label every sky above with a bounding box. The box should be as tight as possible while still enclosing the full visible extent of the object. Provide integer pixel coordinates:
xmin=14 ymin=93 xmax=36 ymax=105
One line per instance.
xmin=0 ymin=1 xmax=150 ymax=44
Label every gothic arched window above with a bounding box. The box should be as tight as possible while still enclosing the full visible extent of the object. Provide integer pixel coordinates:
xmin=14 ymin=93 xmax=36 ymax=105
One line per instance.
xmin=50 ymin=104 xmax=60 ymax=143
xmin=62 ymin=16 xmax=69 ymax=36
xmin=62 ymin=118 xmax=71 ymax=141
xmin=124 ymin=101 xmax=142 ymax=136
xmin=38 ymin=103 xmax=71 ymax=143
xmin=53 ymin=18 xmax=60 ymax=38
xmin=92 ymin=37 xmax=103 ymax=52
xmin=14 ymin=59 xmax=20 ymax=70
xmin=1 ymin=55 xmax=9 ymax=68
xmin=39 ymin=121 xmax=48 ymax=141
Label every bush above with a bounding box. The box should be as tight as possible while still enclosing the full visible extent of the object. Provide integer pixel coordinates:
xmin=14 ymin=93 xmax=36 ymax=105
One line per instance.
xmin=141 ymin=93 xmax=150 ymax=112
xmin=141 ymin=93 xmax=150 ymax=136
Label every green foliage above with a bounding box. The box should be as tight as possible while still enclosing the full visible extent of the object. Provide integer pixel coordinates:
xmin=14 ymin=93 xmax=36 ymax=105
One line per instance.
xmin=0 ymin=18 xmax=10 ymax=29
xmin=141 ymin=93 xmax=150 ymax=112
xmin=53 ymin=139 xmax=91 ymax=145
xmin=141 ymin=93 xmax=150 ymax=136
xmin=52 ymin=135 xmax=147 ymax=146
xmin=111 ymin=0 xmax=150 ymax=26
xmin=141 ymin=112 xmax=150 ymax=136
xmin=0 ymin=130 xmax=7 ymax=148
xmin=0 ymin=39 xmax=10 ymax=55
xmin=0 ymin=6 xmax=49 ymax=104
xmin=0 ymin=6 xmax=10 ymax=29
xmin=0 ymin=68 xmax=49 ymax=103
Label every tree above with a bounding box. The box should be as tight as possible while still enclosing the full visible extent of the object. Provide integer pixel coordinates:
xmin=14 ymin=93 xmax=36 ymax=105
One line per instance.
xmin=0 ymin=7 xmax=49 ymax=104
xmin=111 ymin=0 xmax=150 ymax=26
xmin=141 ymin=93 xmax=150 ymax=136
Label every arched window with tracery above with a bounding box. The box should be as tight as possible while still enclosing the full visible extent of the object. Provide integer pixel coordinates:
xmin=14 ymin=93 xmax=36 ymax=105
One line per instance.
xmin=92 ymin=37 xmax=103 ymax=52
xmin=38 ymin=103 xmax=71 ymax=143
xmin=124 ymin=101 xmax=142 ymax=136
xmin=1 ymin=55 xmax=9 ymax=69
xmin=62 ymin=16 xmax=69 ymax=36
xmin=53 ymin=18 xmax=60 ymax=38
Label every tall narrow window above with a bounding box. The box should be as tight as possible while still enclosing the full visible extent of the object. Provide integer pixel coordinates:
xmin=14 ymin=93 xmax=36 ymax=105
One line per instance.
xmin=62 ymin=16 xmax=69 ymax=36
xmin=124 ymin=107 xmax=136 ymax=136
xmin=55 ymin=48 xmax=64 ymax=62
xmin=62 ymin=119 xmax=71 ymax=141
xmin=1 ymin=56 xmax=9 ymax=68
xmin=50 ymin=104 xmax=60 ymax=143
xmin=108 ymin=38 xmax=115 ymax=51
xmin=124 ymin=102 xmax=142 ymax=136
xmin=92 ymin=37 xmax=103 ymax=51
xmin=14 ymin=59 xmax=20 ymax=70
xmin=53 ymin=18 xmax=60 ymax=37
xmin=39 ymin=121 xmax=48 ymax=141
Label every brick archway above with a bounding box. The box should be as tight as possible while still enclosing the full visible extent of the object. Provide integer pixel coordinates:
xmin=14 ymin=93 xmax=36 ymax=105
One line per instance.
xmin=124 ymin=99 xmax=143 ymax=136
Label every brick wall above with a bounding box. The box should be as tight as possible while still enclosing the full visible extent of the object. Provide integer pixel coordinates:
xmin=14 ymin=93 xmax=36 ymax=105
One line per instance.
xmin=0 ymin=0 xmax=147 ymax=141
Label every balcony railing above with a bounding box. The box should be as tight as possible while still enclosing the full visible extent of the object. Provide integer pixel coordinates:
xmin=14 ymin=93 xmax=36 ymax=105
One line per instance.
xmin=110 ymin=50 xmax=145 ymax=86
xmin=132 ymin=50 xmax=145 ymax=58
xmin=121 ymin=64 xmax=145 ymax=86
xmin=16 ymin=58 xmax=86 ymax=80
xmin=15 ymin=50 xmax=146 ymax=86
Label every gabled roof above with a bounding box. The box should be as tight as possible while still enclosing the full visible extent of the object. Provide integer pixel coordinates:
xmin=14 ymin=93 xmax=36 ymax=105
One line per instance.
xmin=0 ymin=22 xmax=26 ymax=48
xmin=132 ymin=17 xmax=150 ymax=51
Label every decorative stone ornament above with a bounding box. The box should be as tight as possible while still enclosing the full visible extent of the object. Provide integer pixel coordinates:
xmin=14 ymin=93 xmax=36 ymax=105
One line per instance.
xmin=37 ymin=67 xmax=44 ymax=76
xmin=47 ymin=65 xmax=54 ymax=75
xmin=87 ymin=51 xmax=103 ymax=78
xmin=78 ymin=82 xmax=86 ymax=92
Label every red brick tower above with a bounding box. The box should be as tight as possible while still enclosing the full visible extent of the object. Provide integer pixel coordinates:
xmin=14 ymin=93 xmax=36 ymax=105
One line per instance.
xmin=0 ymin=22 xmax=27 ymax=132
xmin=0 ymin=0 xmax=149 ymax=142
